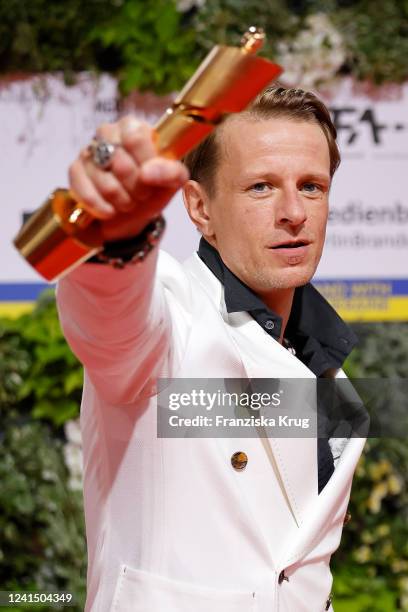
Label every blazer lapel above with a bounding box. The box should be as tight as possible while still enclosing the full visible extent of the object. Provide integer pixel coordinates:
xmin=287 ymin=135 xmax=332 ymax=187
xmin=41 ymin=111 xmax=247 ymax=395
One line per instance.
xmin=225 ymin=311 xmax=319 ymax=527
xmin=185 ymin=254 xmax=320 ymax=527
xmin=280 ymin=436 xmax=366 ymax=568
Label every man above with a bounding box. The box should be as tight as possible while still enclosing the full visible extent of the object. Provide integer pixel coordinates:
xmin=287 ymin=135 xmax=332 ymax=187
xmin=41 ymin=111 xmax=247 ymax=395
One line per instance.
xmin=57 ymin=87 xmax=365 ymax=612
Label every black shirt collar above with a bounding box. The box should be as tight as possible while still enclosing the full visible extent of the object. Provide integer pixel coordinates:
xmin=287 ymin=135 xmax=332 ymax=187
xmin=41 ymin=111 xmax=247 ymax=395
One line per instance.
xmin=198 ymin=237 xmax=357 ymax=376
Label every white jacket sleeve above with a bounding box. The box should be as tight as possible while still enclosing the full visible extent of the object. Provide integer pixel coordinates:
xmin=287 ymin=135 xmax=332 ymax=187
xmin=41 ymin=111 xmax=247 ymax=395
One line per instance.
xmin=56 ymin=250 xmax=171 ymax=405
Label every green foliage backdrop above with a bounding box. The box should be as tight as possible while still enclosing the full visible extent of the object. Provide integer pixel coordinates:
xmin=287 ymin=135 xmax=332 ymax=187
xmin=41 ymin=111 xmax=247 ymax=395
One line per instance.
xmin=334 ymin=328 xmax=408 ymax=611
xmin=0 ymin=418 xmax=86 ymax=610
xmin=1 ymin=0 xmax=408 ymax=609
xmin=0 ymin=295 xmax=86 ymax=610
xmin=1 ymin=297 xmax=408 ymax=610
xmin=0 ymin=0 xmax=407 ymax=94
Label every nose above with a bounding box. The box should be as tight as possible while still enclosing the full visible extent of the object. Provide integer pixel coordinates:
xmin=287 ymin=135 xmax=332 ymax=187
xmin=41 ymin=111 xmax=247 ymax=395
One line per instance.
xmin=275 ymin=187 xmax=307 ymax=227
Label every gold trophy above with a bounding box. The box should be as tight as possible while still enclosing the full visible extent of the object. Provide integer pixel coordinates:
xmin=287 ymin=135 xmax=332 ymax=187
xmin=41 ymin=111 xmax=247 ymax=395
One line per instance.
xmin=14 ymin=27 xmax=282 ymax=281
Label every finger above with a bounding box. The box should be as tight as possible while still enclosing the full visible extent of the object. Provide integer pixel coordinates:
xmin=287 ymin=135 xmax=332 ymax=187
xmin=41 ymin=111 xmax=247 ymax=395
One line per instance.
xmin=83 ymin=159 xmax=134 ymax=212
xmin=108 ymin=146 xmax=141 ymax=196
xmin=69 ymin=159 xmax=115 ymax=219
xmin=95 ymin=122 xmax=122 ymax=144
xmin=99 ymin=179 xmax=185 ymax=238
xmin=93 ymin=120 xmax=147 ymax=197
xmin=101 ymin=184 xmax=182 ymax=242
xmin=140 ymin=157 xmax=189 ymax=189
xmin=120 ymin=158 xmax=188 ymax=205
xmin=120 ymin=116 xmax=157 ymax=165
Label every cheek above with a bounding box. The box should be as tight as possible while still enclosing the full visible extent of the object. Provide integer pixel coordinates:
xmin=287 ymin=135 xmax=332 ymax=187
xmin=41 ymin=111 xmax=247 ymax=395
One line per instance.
xmin=321 ymin=210 xmax=329 ymax=235
xmin=314 ymin=215 xmax=328 ymax=256
xmin=233 ymin=216 xmax=268 ymax=253
xmin=238 ymin=203 xmax=273 ymax=233
xmin=216 ymin=207 xmax=264 ymax=269
xmin=313 ymin=203 xmax=329 ymax=234
xmin=217 ymin=201 xmax=260 ymax=239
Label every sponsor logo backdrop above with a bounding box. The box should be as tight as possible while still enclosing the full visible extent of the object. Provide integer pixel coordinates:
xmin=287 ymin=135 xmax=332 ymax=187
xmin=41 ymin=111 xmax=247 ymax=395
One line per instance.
xmin=1 ymin=75 xmax=407 ymax=319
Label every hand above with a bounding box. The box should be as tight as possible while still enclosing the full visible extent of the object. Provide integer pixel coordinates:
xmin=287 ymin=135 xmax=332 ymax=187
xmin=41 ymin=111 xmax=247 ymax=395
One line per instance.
xmin=68 ymin=116 xmax=189 ymax=241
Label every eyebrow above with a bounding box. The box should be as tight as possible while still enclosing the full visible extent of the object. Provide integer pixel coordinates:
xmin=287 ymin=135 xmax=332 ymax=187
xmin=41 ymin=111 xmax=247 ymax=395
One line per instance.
xmin=239 ymin=171 xmax=331 ymax=185
xmin=299 ymin=173 xmax=331 ymax=184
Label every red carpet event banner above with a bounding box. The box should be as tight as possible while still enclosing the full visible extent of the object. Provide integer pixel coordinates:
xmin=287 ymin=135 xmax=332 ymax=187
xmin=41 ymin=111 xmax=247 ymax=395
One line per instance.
xmin=1 ymin=75 xmax=407 ymax=320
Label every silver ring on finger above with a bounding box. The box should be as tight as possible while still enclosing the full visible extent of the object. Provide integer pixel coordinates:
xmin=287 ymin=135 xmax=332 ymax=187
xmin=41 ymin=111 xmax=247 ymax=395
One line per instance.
xmin=88 ymin=137 xmax=119 ymax=171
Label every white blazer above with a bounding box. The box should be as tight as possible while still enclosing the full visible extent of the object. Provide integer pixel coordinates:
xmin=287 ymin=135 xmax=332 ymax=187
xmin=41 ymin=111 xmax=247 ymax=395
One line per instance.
xmin=57 ymin=248 xmax=365 ymax=612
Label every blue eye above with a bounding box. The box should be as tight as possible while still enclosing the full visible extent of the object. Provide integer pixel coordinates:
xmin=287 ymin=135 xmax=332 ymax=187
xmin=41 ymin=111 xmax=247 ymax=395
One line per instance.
xmin=302 ymin=183 xmax=319 ymax=193
xmin=251 ymin=182 xmax=269 ymax=193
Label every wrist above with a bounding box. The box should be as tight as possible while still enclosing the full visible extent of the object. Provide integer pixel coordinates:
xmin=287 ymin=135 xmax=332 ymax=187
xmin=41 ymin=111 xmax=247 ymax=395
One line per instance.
xmin=88 ymin=215 xmax=165 ymax=268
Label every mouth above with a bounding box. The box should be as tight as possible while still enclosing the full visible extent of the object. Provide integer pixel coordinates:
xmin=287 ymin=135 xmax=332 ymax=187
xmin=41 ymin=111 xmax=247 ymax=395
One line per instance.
xmin=269 ymin=240 xmax=311 ymax=249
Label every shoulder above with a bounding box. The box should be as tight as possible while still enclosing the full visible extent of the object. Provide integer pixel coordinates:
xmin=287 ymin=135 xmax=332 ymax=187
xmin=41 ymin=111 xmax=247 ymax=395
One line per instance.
xmin=158 ymin=250 xmax=222 ymax=308
xmin=156 ymin=250 xmax=194 ymax=310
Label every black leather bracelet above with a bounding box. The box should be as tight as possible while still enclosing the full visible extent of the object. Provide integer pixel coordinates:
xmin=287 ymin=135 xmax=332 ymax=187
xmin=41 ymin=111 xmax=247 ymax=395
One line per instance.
xmin=88 ymin=216 xmax=165 ymax=268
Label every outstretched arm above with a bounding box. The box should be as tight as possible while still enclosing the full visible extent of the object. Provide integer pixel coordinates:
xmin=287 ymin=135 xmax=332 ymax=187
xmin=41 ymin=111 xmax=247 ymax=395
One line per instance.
xmin=56 ymin=117 xmax=189 ymax=404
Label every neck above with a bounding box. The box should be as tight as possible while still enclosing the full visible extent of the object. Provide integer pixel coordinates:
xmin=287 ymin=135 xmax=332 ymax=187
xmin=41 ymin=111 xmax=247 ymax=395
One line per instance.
xmin=258 ymin=288 xmax=295 ymax=343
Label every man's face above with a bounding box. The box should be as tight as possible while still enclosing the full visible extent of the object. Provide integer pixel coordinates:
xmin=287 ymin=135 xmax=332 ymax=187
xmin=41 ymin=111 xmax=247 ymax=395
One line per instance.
xmin=200 ymin=116 xmax=331 ymax=296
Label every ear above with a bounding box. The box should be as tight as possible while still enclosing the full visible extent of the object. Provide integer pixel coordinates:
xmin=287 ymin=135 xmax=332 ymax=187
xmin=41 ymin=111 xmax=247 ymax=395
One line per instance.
xmin=182 ymin=180 xmax=215 ymax=240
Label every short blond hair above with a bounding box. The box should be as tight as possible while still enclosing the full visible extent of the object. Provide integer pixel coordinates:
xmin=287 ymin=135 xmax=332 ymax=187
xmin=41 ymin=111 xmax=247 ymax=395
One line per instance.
xmin=183 ymin=86 xmax=340 ymax=196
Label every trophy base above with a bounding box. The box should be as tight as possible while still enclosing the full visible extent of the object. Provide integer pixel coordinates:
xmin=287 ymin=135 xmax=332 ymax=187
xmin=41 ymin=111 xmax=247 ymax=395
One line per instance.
xmin=14 ymin=189 xmax=103 ymax=282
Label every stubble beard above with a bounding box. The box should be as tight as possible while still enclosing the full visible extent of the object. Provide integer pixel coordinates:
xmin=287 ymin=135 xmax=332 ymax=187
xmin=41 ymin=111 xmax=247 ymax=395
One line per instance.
xmin=249 ymin=262 xmax=317 ymax=291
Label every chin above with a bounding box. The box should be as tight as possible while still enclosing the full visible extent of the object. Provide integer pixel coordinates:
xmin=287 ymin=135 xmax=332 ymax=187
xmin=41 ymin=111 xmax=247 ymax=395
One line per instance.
xmin=270 ymin=267 xmax=315 ymax=290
